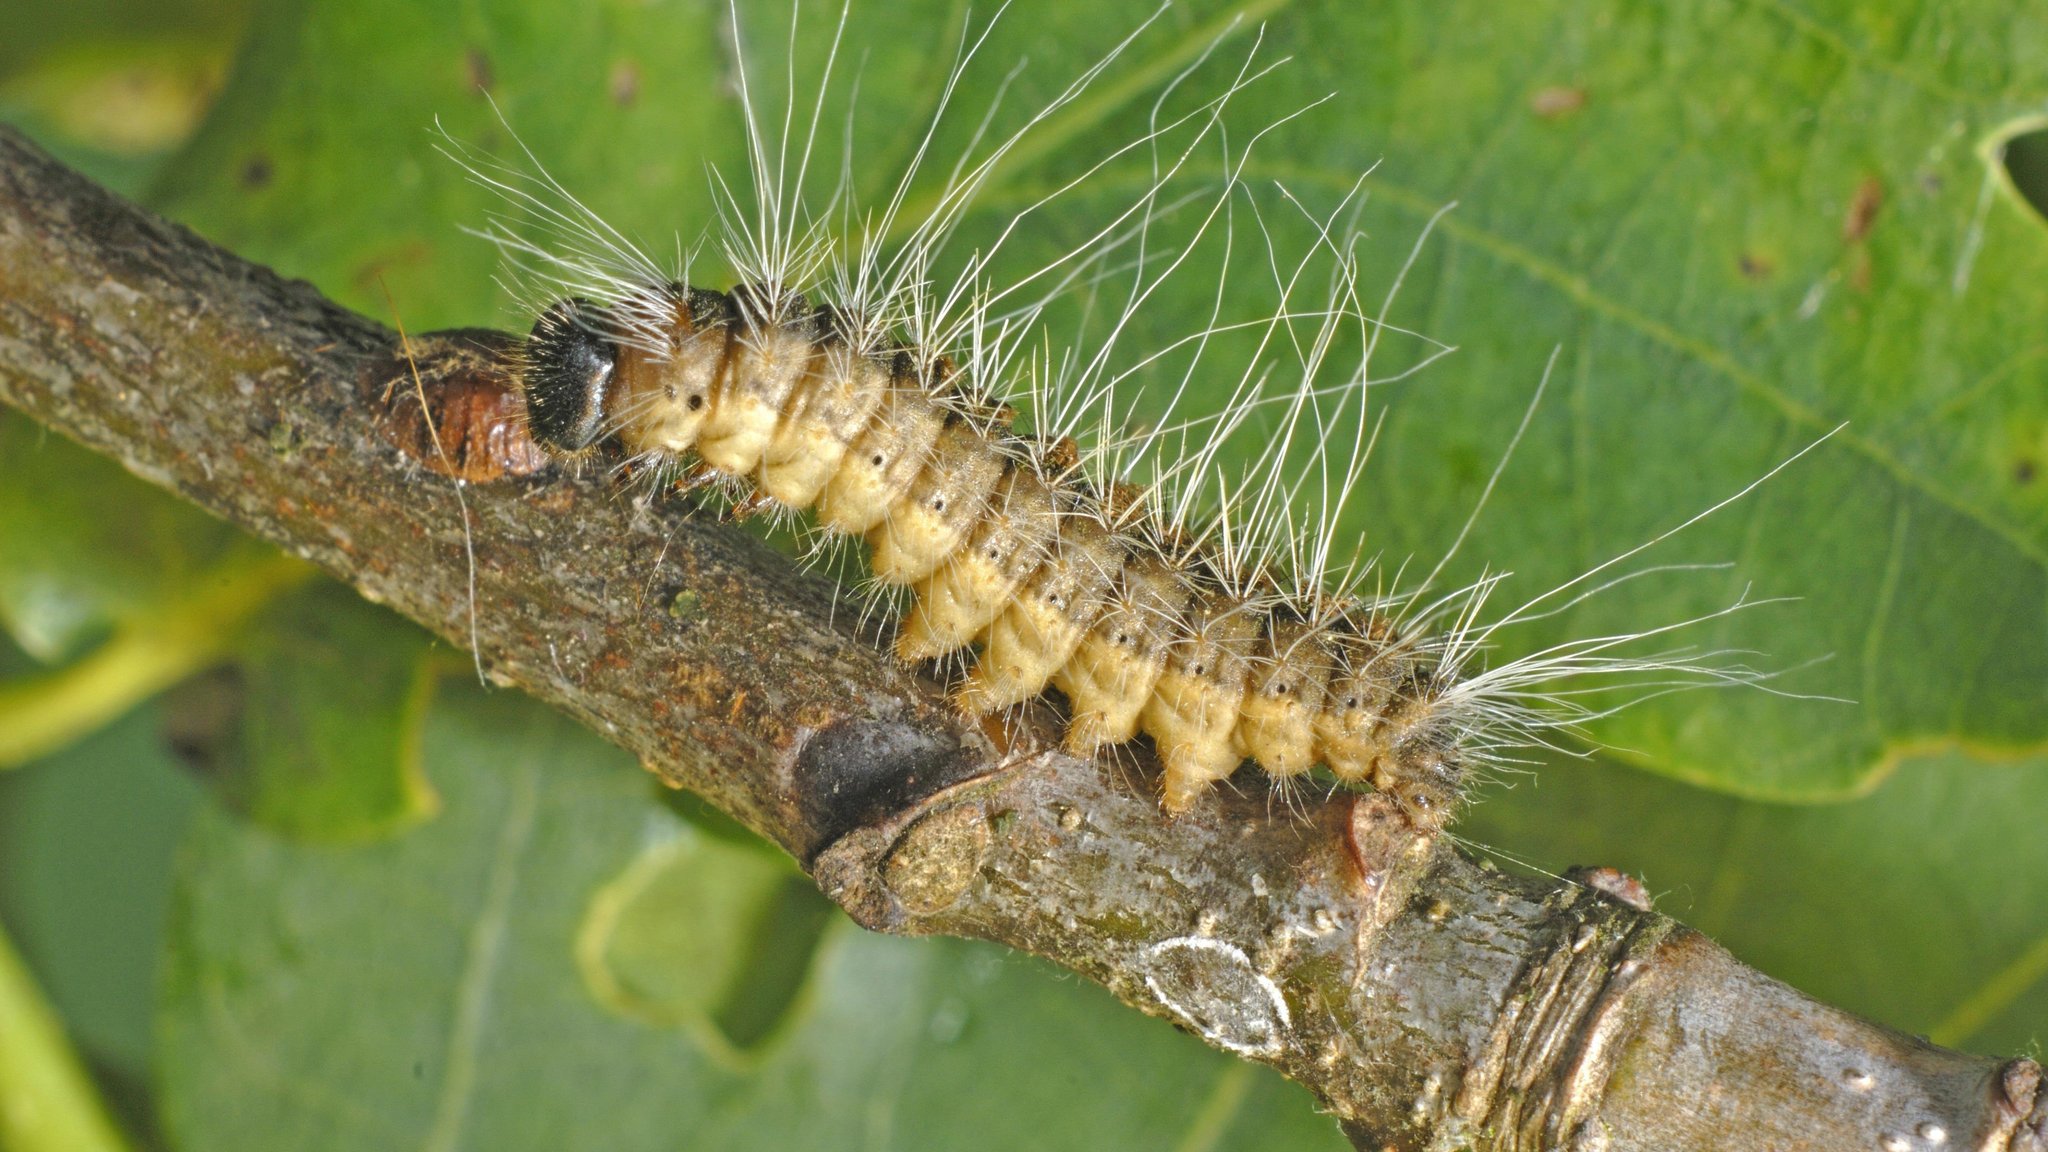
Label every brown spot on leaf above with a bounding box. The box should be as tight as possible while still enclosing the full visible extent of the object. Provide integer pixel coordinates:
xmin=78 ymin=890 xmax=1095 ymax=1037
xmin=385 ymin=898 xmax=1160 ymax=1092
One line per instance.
xmin=1738 ymin=251 xmax=1775 ymax=281
xmin=1529 ymin=86 xmax=1586 ymax=119
xmin=1843 ymin=176 xmax=1884 ymax=243
xmin=465 ymin=48 xmax=495 ymax=94
xmin=610 ymin=59 xmax=641 ymax=107
xmin=2018 ymin=458 xmax=2038 ymax=486
xmin=1848 ymin=247 xmax=1873 ymax=293
xmin=240 ymin=153 xmax=272 ymax=190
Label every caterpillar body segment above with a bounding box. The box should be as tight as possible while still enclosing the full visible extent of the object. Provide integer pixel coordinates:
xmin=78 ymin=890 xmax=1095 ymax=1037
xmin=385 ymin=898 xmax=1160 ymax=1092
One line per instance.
xmin=953 ymin=506 xmax=1122 ymax=716
xmin=897 ymin=465 xmax=1061 ymax=662
xmin=519 ymin=284 xmax=1469 ymax=825
xmin=1234 ymin=612 xmax=1333 ymax=780
xmin=696 ymin=288 xmax=819 ymax=476
xmin=759 ymin=322 xmax=890 ymax=508
xmin=1053 ymin=552 xmax=1186 ymax=756
xmin=1143 ymin=588 xmax=1261 ymax=811
xmin=868 ymin=419 xmax=1008 ymax=585
xmin=610 ymin=287 xmax=727 ymax=458
xmin=816 ymin=379 xmax=948 ymax=535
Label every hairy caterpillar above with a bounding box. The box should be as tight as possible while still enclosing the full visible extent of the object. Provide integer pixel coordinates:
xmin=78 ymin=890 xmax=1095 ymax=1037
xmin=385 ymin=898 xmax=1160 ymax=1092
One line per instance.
xmin=449 ymin=6 xmax=1774 ymax=831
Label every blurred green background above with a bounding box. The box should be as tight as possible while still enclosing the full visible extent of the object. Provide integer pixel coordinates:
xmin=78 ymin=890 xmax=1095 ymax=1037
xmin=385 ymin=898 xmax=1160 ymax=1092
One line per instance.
xmin=2 ymin=1 xmax=2046 ymax=1149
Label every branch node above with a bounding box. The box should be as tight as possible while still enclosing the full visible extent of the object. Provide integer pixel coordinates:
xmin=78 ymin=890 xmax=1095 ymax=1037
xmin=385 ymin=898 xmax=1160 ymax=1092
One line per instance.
xmin=1452 ymin=894 xmax=1667 ymax=1150
xmin=883 ymin=800 xmax=994 ymax=916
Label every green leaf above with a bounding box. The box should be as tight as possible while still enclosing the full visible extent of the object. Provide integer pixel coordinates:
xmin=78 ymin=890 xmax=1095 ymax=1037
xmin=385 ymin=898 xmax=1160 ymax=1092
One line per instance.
xmin=0 ymin=412 xmax=307 ymax=773
xmin=0 ymin=701 xmax=202 ymax=1083
xmin=0 ymin=919 xmax=133 ymax=1152
xmin=0 ymin=377 xmax=429 ymax=828
xmin=229 ymin=582 xmax=438 ymax=841
xmin=1289 ymin=5 xmax=2048 ymax=801
xmin=157 ymin=685 xmax=1344 ymax=1152
xmin=0 ymin=411 xmax=244 ymax=663
xmin=580 ymin=824 xmax=824 ymax=1050
xmin=0 ymin=0 xmax=249 ymax=196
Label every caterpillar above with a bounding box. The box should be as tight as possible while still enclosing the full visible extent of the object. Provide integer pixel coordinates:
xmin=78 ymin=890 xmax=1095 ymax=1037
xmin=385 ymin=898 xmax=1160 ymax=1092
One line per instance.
xmin=519 ymin=279 xmax=1478 ymax=820
xmin=448 ymin=6 xmax=1775 ymax=832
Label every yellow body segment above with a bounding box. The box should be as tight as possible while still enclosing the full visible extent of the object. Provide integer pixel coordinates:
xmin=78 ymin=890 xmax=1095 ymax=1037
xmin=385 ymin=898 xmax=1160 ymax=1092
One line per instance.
xmin=1313 ymin=641 xmax=1416 ymax=784
xmin=1053 ymin=555 xmax=1188 ymax=754
xmin=813 ymin=382 xmax=945 ymax=534
xmin=868 ymin=420 xmax=1007 ymax=585
xmin=896 ymin=467 xmax=1060 ymax=661
xmin=1233 ymin=616 xmax=1333 ymax=777
xmin=1142 ymin=592 xmax=1258 ymax=811
xmin=696 ymin=315 xmax=818 ymax=475
xmin=757 ymin=341 xmax=888 ymax=507
xmin=956 ymin=513 xmax=1122 ymax=713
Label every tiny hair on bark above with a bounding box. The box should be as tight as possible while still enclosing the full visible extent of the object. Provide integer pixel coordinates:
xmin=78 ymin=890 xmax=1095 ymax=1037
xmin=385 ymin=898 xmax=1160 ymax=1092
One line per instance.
xmin=1 ymin=124 xmax=2041 ymax=1152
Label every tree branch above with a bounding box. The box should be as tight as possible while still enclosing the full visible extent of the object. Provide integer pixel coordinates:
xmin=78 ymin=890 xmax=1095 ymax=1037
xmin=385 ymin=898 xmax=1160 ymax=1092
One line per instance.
xmin=1 ymin=124 xmax=2040 ymax=1152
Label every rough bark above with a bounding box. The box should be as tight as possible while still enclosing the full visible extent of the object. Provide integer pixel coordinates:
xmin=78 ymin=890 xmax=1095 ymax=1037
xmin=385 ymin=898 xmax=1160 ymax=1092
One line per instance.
xmin=1 ymin=123 xmax=2041 ymax=1152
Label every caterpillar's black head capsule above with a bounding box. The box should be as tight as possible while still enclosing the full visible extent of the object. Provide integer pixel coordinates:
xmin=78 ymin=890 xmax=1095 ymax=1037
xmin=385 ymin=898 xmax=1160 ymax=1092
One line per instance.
xmin=522 ymin=298 xmax=618 ymax=453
